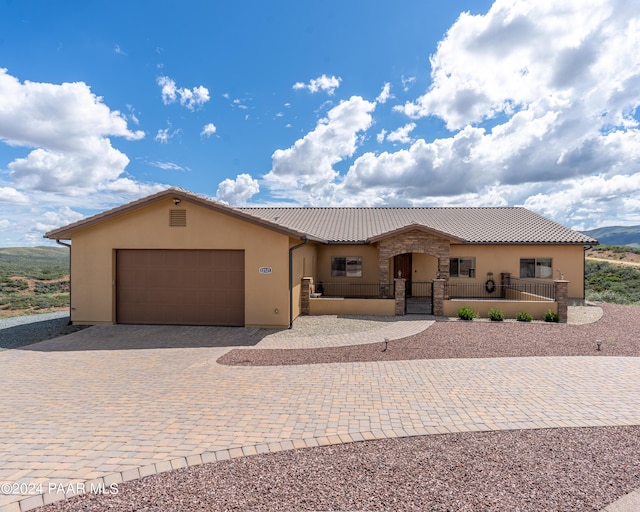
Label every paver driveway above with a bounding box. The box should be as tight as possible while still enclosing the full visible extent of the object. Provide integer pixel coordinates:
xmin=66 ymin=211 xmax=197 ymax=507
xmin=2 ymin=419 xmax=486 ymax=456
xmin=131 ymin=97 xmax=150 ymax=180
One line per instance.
xmin=1 ymin=321 xmax=639 ymax=511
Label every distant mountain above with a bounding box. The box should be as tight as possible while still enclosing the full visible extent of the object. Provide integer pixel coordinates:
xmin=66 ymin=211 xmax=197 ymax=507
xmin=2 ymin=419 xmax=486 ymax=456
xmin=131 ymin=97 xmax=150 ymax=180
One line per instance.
xmin=581 ymin=225 xmax=640 ymax=248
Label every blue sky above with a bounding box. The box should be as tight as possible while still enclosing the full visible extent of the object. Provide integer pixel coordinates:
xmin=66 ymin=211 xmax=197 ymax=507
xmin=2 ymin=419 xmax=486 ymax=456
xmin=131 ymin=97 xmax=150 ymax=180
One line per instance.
xmin=1 ymin=0 xmax=639 ymax=246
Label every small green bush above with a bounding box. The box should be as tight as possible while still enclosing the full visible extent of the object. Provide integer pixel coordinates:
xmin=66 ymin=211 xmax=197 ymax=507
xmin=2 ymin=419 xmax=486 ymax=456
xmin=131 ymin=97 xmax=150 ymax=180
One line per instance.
xmin=516 ymin=311 xmax=533 ymax=322
xmin=544 ymin=309 xmax=559 ymax=322
xmin=457 ymin=306 xmax=478 ymax=321
xmin=488 ymin=308 xmax=504 ymax=321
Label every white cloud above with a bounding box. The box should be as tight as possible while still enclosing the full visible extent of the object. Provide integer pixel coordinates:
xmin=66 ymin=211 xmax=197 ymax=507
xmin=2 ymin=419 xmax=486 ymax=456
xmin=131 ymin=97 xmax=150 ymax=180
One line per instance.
xmin=201 ymin=122 xmax=217 ymax=137
xmin=98 ymin=178 xmax=166 ymax=196
xmin=34 ymin=206 xmax=85 ymax=233
xmin=376 ymin=129 xmax=387 ymax=144
xmin=157 ymin=76 xmax=210 ymax=111
xmin=0 ymin=219 xmax=11 ymax=231
xmin=0 ymin=69 xmax=145 ymax=196
xmin=376 ymin=83 xmax=392 ymax=104
xmin=264 ymin=96 xmax=375 ymax=203
xmin=396 ymin=0 xmax=639 ymax=131
xmin=386 ymin=123 xmax=416 ymax=144
xmin=215 ymin=173 xmax=259 ymax=205
xmin=155 ymin=123 xmax=181 ymax=144
xmin=327 ymin=0 xmax=640 ymax=227
xmin=293 ymin=74 xmax=342 ymax=95
xmin=148 ymin=161 xmax=188 ymax=171
xmin=401 ymin=75 xmax=416 ymax=92
xmin=0 ymin=186 xmax=29 ymax=204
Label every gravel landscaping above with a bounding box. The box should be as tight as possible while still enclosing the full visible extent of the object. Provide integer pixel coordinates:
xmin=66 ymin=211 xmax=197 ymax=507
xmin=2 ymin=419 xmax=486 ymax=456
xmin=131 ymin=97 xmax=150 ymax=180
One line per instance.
xmin=40 ymin=426 xmax=640 ymax=512
xmin=218 ymin=303 xmax=639 ymax=366
xmin=0 ymin=312 xmax=85 ymax=351
xmin=34 ymin=303 xmax=640 ymax=512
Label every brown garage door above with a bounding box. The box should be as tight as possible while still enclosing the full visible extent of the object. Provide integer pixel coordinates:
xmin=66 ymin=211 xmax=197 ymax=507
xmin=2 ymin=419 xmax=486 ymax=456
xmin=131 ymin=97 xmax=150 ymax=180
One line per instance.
xmin=116 ymin=250 xmax=244 ymax=326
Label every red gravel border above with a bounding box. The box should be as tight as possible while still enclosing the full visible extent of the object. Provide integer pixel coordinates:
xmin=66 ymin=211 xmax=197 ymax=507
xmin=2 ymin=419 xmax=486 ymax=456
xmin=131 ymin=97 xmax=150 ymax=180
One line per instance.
xmin=40 ymin=426 xmax=640 ymax=512
xmin=218 ymin=304 xmax=639 ymax=366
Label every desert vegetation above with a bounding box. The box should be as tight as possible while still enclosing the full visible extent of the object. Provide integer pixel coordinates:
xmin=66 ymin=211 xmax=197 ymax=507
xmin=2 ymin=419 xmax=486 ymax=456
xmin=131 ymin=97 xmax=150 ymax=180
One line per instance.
xmin=0 ymin=246 xmax=70 ymax=317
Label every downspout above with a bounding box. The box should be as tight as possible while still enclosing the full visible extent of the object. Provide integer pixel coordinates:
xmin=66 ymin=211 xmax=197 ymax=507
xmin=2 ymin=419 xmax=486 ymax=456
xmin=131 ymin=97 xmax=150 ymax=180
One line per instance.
xmin=56 ymin=240 xmax=72 ymax=324
xmin=289 ymin=237 xmax=308 ymax=329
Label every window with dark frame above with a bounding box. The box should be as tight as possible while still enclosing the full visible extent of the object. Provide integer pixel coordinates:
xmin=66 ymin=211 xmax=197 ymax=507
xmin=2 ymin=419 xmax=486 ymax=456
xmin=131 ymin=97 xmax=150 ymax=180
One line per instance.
xmin=450 ymin=257 xmax=475 ymax=278
xmin=331 ymin=256 xmax=362 ymax=277
xmin=520 ymin=258 xmax=552 ymax=278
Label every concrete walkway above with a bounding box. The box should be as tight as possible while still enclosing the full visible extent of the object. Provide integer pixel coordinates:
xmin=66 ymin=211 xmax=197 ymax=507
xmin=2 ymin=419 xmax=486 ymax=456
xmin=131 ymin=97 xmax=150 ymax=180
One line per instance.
xmin=0 ymin=320 xmax=638 ymax=511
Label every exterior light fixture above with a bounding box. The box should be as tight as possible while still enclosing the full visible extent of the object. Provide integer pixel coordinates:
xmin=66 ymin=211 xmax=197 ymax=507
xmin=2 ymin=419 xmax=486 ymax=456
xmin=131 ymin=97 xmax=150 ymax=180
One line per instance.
xmin=596 ymin=340 xmax=602 ymax=351
xmin=173 ymin=198 xmax=181 ymax=205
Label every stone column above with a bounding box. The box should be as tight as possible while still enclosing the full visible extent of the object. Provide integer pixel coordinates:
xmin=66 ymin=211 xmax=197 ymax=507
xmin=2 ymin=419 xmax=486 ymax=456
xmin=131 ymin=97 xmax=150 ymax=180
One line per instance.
xmin=394 ymin=278 xmax=406 ymax=316
xmin=379 ymin=256 xmax=390 ymax=298
xmin=437 ymin=257 xmax=450 ymax=280
xmin=301 ymin=277 xmax=313 ymax=316
xmin=554 ymin=280 xmax=569 ymax=323
xmin=432 ymin=278 xmax=446 ymax=317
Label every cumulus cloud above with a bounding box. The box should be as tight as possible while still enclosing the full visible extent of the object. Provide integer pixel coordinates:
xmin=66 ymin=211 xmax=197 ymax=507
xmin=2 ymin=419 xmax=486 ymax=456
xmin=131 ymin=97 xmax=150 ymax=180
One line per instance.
xmin=157 ymin=76 xmax=210 ymax=110
xmin=395 ymin=0 xmax=638 ymax=131
xmin=331 ymin=0 xmax=640 ymax=226
xmin=264 ymin=96 xmax=375 ymax=203
xmin=293 ymin=74 xmax=342 ymax=95
xmin=201 ymin=122 xmax=217 ymax=137
xmin=0 ymin=68 xmax=145 ymax=196
xmin=215 ymin=173 xmax=260 ymax=205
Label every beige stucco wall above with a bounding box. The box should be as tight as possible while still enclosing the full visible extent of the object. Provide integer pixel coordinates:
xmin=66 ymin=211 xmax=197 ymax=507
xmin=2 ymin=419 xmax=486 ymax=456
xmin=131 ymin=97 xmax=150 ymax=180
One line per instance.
xmin=315 ymin=244 xmax=380 ymax=285
xmin=443 ymin=300 xmax=557 ymax=320
xmin=290 ymin=241 xmax=318 ymax=323
xmin=309 ymin=297 xmax=395 ymax=316
xmin=67 ymin=198 xmax=293 ymax=327
xmin=449 ymin=244 xmax=586 ymax=299
xmin=313 ymin=242 xmax=586 ymax=299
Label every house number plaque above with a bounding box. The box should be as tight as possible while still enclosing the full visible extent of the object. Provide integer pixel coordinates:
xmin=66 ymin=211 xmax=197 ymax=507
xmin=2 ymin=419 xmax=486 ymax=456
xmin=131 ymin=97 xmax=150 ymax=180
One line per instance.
xmin=259 ymin=267 xmax=273 ymax=274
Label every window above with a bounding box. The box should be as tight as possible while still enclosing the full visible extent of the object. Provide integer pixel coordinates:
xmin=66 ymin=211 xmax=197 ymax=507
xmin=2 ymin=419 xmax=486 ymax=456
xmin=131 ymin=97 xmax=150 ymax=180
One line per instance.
xmin=450 ymin=257 xmax=476 ymax=278
xmin=331 ymin=256 xmax=362 ymax=277
xmin=520 ymin=258 xmax=552 ymax=278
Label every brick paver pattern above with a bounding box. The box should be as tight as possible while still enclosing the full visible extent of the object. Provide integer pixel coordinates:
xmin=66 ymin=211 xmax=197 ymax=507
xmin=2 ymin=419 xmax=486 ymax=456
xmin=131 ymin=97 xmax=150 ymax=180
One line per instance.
xmin=0 ymin=323 xmax=639 ymax=511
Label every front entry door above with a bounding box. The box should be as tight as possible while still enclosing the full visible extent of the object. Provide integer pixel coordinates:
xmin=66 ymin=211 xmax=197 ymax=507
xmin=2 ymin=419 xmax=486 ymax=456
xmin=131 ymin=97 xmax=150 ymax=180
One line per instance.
xmin=393 ymin=253 xmax=412 ymax=297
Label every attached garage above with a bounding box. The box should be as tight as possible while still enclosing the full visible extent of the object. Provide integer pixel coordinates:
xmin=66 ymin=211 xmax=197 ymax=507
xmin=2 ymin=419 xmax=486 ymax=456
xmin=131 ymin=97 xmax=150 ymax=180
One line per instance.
xmin=116 ymin=249 xmax=245 ymax=326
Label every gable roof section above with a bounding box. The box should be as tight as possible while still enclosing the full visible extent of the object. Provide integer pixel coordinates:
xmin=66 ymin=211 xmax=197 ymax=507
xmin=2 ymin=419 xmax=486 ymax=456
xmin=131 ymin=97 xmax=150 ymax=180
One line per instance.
xmin=367 ymin=223 xmax=465 ymax=243
xmin=240 ymin=206 xmax=598 ymax=244
xmin=44 ymin=188 xmax=312 ymax=241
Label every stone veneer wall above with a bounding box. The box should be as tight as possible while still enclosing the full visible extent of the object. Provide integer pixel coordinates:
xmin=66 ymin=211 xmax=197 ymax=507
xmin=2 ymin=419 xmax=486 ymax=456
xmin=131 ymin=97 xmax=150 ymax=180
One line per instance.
xmin=377 ymin=230 xmax=451 ymax=295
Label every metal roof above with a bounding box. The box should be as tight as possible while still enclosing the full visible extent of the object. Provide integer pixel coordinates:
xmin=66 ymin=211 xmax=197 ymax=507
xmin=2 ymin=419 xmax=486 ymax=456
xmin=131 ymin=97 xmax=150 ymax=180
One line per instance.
xmin=43 ymin=188 xmax=598 ymax=245
xmin=240 ymin=206 xmax=598 ymax=244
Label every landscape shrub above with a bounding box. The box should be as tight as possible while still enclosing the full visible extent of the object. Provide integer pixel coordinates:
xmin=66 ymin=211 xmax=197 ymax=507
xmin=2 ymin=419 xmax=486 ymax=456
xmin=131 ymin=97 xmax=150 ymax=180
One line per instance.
xmin=457 ymin=306 xmax=478 ymax=320
xmin=488 ymin=308 xmax=504 ymax=321
xmin=544 ymin=309 xmax=559 ymax=322
xmin=516 ymin=311 xmax=533 ymax=322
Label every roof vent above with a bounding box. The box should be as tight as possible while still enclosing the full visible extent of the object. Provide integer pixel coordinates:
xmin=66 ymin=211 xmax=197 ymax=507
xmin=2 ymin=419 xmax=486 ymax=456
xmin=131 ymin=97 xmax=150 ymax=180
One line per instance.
xmin=169 ymin=209 xmax=187 ymax=227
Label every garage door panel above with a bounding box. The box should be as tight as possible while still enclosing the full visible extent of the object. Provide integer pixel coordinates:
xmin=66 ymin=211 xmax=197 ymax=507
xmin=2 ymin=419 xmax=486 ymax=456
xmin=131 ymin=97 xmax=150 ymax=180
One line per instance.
xmin=117 ymin=250 xmax=245 ymax=326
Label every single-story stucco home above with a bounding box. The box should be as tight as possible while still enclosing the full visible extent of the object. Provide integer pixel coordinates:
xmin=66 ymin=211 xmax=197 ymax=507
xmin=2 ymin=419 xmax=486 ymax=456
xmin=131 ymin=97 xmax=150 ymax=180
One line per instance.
xmin=45 ymin=187 xmax=598 ymax=327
